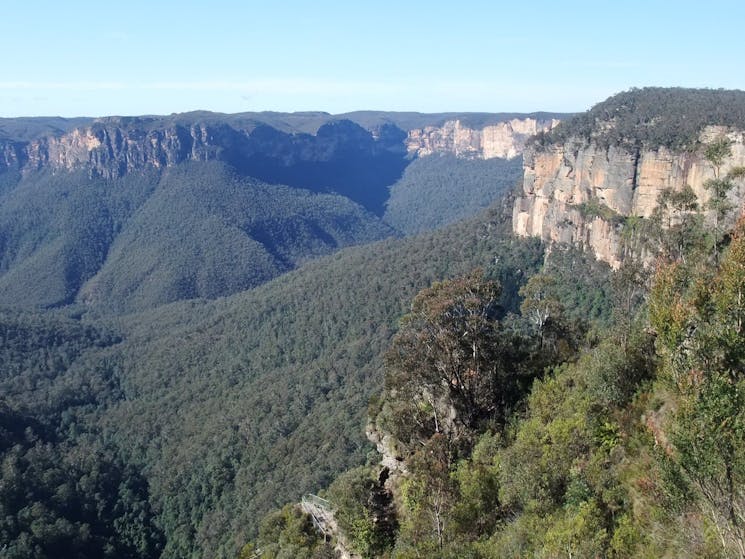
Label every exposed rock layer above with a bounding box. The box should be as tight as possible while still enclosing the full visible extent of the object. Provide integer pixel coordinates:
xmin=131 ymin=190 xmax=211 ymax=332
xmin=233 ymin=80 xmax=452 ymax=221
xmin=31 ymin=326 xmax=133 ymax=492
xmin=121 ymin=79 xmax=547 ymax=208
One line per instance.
xmin=2 ymin=119 xmax=407 ymax=179
xmin=0 ymin=115 xmax=557 ymax=180
xmin=406 ymin=118 xmax=560 ymax=160
xmin=513 ymin=127 xmax=745 ymax=267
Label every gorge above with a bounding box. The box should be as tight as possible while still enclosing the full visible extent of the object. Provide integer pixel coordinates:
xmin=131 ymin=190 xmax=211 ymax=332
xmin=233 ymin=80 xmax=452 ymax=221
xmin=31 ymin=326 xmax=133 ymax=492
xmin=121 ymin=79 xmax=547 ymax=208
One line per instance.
xmin=5 ymin=88 xmax=745 ymax=559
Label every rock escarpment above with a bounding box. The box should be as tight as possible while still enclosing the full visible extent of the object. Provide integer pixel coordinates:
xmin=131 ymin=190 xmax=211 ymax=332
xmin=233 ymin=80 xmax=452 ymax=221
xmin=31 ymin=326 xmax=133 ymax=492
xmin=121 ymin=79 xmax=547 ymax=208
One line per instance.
xmin=406 ymin=117 xmax=560 ymax=160
xmin=0 ymin=113 xmax=561 ymax=180
xmin=1 ymin=118 xmax=407 ymax=180
xmin=513 ymin=126 xmax=745 ymax=267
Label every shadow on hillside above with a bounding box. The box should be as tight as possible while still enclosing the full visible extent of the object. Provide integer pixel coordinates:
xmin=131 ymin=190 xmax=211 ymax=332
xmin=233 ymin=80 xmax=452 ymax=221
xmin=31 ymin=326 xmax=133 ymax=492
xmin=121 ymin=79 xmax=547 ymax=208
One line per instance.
xmin=226 ymin=121 xmax=410 ymax=216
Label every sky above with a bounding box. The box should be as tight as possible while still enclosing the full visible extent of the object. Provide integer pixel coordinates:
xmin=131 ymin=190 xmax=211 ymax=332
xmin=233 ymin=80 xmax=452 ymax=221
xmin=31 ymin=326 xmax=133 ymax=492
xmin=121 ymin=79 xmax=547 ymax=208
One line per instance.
xmin=1 ymin=0 xmax=744 ymax=117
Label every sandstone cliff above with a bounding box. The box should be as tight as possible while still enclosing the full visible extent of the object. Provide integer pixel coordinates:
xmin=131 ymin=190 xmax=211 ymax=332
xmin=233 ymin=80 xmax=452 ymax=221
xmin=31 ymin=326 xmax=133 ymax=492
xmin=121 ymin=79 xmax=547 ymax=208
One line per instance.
xmin=406 ymin=117 xmax=560 ymax=160
xmin=0 ymin=118 xmax=408 ymax=180
xmin=513 ymin=126 xmax=745 ymax=267
xmin=0 ymin=114 xmax=557 ymax=184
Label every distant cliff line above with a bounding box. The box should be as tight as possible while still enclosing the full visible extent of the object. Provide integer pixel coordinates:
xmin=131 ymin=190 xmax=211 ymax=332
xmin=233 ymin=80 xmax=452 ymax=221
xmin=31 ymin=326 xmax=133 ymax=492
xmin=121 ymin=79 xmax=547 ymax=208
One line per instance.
xmin=0 ymin=112 xmax=563 ymax=179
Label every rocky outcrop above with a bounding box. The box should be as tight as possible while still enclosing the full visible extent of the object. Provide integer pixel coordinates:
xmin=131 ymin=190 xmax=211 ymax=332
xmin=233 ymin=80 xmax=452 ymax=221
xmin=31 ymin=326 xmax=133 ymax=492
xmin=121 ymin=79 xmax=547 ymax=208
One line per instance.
xmin=0 ymin=140 xmax=26 ymax=169
xmin=406 ymin=117 xmax=560 ymax=160
xmin=513 ymin=126 xmax=745 ymax=267
xmin=366 ymin=421 xmax=407 ymax=479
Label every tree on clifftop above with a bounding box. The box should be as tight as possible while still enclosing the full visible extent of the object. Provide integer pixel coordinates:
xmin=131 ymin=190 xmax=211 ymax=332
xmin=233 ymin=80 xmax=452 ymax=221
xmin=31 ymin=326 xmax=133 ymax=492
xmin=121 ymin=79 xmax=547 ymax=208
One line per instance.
xmin=382 ymin=271 xmax=545 ymax=447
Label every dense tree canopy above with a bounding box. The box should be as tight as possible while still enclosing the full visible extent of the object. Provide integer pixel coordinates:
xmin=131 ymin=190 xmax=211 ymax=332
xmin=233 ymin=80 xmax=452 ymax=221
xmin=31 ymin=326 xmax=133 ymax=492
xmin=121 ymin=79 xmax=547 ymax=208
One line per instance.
xmin=8 ymin=89 xmax=745 ymax=559
xmin=383 ymin=272 xmax=535 ymax=444
xmin=256 ymin=187 xmax=745 ymax=559
xmin=0 ymin=196 xmax=549 ymax=558
xmin=383 ymin=154 xmax=522 ymax=235
xmin=534 ymin=87 xmax=745 ymax=151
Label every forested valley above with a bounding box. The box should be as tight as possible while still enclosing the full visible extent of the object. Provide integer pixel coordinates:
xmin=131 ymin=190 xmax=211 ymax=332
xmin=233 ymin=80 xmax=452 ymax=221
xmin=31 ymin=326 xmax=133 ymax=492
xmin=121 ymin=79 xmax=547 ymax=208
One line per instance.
xmin=3 ymin=90 xmax=745 ymax=559
xmin=0 ymin=193 xmax=553 ymax=557
xmin=0 ymin=108 xmax=543 ymax=558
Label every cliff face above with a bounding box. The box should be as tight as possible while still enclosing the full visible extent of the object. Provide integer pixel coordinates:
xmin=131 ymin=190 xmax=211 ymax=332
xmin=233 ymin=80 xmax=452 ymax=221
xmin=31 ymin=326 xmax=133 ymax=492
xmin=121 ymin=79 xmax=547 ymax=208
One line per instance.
xmin=0 ymin=114 xmax=555 ymax=180
xmin=0 ymin=140 xmax=26 ymax=170
xmin=1 ymin=118 xmax=407 ymax=180
xmin=406 ymin=117 xmax=560 ymax=160
xmin=513 ymin=127 xmax=745 ymax=267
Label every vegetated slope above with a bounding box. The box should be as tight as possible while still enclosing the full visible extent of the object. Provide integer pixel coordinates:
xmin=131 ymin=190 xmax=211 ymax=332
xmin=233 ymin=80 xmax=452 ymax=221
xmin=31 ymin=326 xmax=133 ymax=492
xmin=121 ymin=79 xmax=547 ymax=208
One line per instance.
xmin=336 ymin=223 xmax=745 ymax=559
xmin=0 ymin=169 xmax=159 ymax=308
xmin=0 ymin=110 xmax=556 ymax=314
xmin=0 ymin=309 xmax=164 ymax=558
xmin=0 ymin=195 xmax=615 ymax=559
xmin=251 ymin=218 xmax=742 ymax=558
xmin=535 ymin=86 xmax=745 ymax=150
xmin=0 ymin=307 xmax=121 ymax=411
xmin=79 ymin=161 xmax=393 ymax=313
xmin=247 ymin=242 xmax=621 ymax=559
xmin=248 ymin=87 xmax=745 ymax=557
xmin=0 ymin=116 xmax=92 ymax=141
xmin=87 ymin=199 xmax=544 ymax=559
xmin=383 ymin=154 xmax=523 ymax=234
xmin=0 ymin=161 xmax=393 ymax=312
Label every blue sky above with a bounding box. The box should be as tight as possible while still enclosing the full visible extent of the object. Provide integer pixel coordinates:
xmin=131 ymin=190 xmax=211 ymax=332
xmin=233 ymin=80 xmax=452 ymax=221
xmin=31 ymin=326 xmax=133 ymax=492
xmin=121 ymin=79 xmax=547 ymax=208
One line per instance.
xmin=2 ymin=0 xmax=744 ymax=117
